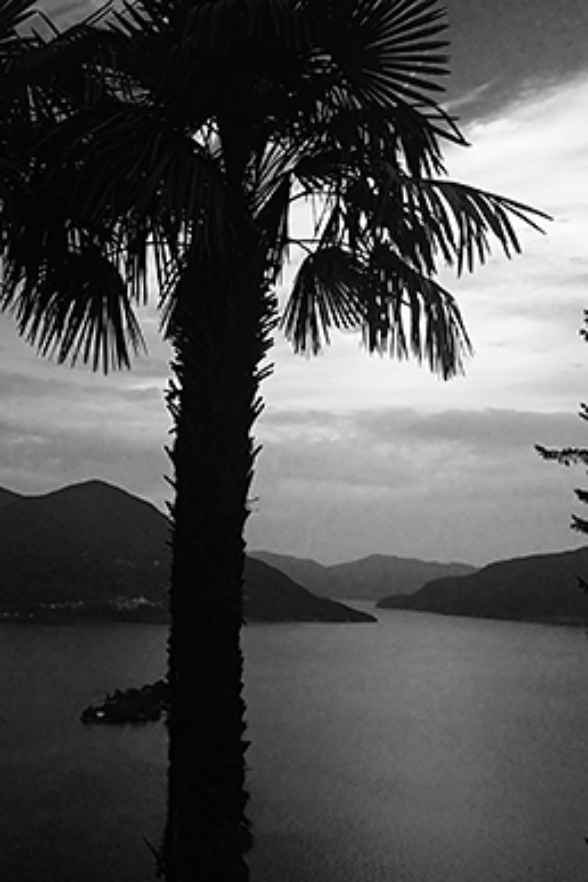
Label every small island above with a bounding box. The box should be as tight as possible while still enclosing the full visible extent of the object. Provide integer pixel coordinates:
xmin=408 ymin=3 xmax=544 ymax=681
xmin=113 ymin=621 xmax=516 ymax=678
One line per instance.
xmin=81 ymin=679 xmax=168 ymax=724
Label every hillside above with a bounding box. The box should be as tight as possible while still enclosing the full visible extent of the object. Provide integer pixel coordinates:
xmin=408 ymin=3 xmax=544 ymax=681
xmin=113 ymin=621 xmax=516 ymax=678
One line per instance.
xmin=252 ymin=550 xmax=476 ymax=600
xmin=244 ymin=559 xmax=375 ymax=623
xmin=0 ymin=480 xmax=374 ymax=624
xmin=250 ymin=552 xmax=339 ymax=596
xmin=377 ymin=546 xmax=588 ymax=625
xmin=0 ymin=480 xmax=169 ymax=608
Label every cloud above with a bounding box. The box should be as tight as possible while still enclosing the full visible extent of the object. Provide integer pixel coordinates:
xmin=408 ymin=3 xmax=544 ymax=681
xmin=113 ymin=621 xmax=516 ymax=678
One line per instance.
xmin=259 ymin=406 xmax=584 ymax=451
xmin=255 ymin=407 xmax=585 ymax=499
xmin=444 ymin=72 xmax=588 ymax=229
xmin=0 ymin=313 xmax=171 ymax=503
xmin=358 ymin=408 xmax=585 ymax=452
xmin=443 ymin=81 xmax=498 ymax=115
xmin=0 ymin=414 xmax=171 ymax=506
xmin=249 ymin=406 xmax=588 ymax=565
xmin=3 ymin=70 xmax=588 ymax=565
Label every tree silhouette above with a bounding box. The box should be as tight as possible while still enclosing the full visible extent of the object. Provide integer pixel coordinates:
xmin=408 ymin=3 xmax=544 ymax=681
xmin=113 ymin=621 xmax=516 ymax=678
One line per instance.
xmin=0 ymin=1 xmax=547 ymax=879
xmin=537 ymin=312 xmax=588 ymax=589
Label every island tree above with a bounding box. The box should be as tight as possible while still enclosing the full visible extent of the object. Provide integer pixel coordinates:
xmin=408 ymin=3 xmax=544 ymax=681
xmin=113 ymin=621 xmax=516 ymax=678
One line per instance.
xmin=0 ymin=0 xmax=547 ymax=879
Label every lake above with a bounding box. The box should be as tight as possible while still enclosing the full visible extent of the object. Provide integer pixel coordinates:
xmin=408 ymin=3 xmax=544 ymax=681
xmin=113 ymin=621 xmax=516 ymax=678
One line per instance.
xmin=1 ymin=609 xmax=588 ymax=881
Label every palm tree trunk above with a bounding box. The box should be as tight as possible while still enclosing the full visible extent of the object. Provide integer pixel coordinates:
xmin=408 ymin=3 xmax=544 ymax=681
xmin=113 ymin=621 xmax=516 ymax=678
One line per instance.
xmin=162 ymin=243 xmax=274 ymax=881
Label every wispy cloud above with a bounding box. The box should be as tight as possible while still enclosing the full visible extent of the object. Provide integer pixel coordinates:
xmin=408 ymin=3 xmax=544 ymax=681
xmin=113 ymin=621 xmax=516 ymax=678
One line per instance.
xmin=249 ymin=406 xmax=586 ymax=565
xmin=443 ymin=80 xmax=498 ymax=115
xmin=0 ymin=414 xmax=170 ymax=504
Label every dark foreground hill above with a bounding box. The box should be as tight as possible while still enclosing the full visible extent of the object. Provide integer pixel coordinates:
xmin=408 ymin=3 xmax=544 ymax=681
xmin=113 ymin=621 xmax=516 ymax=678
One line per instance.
xmin=0 ymin=481 xmax=169 ymax=609
xmin=0 ymin=480 xmax=374 ymax=624
xmin=377 ymin=546 xmax=588 ymax=626
xmin=252 ymin=550 xmax=476 ymax=600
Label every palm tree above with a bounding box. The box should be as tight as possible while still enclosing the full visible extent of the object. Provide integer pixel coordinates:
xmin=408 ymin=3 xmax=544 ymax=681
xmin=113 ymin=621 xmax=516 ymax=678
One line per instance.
xmin=0 ymin=0 xmax=548 ymax=879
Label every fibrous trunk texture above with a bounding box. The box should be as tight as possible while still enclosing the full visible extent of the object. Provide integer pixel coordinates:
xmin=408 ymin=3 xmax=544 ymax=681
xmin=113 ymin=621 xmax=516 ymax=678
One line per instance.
xmin=162 ymin=242 xmax=274 ymax=881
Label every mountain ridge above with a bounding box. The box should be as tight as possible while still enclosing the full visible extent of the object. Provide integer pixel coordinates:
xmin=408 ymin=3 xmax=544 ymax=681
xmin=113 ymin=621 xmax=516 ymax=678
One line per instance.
xmin=377 ymin=545 xmax=588 ymax=625
xmin=0 ymin=480 xmax=374 ymax=624
xmin=251 ymin=549 xmax=476 ymax=600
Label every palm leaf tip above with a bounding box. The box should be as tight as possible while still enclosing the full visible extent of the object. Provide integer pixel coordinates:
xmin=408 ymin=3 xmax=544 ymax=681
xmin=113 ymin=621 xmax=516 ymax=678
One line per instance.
xmin=281 ymin=246 xmax=367 ymax=354
xmin=361 ymin=305 xmax=472 ymax=379
xmin=360 ymin=246 xmax=473 ymax=378
xmin=282 ymin=244 xmax=472 ymax=379
xmin=6 ymin=251 xmax=146 ymax=373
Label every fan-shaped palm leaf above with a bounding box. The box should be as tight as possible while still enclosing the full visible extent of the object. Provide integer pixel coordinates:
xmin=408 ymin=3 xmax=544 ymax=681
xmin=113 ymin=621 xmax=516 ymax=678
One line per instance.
xmin=13 ymin=246 xmax=146 ymax=371
xmin=282 ymin=245 xmax=367 ymax=352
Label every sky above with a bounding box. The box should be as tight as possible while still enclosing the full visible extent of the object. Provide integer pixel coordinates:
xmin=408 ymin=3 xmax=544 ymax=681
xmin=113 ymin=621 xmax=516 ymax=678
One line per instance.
xmin=3 ymin=0 xmax=588 ymax=566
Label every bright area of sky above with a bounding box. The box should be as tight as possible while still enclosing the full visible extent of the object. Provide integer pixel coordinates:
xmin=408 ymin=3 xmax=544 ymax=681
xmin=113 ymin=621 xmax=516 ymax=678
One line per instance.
xmin=3 ymin=0 xmax=588 ymax=565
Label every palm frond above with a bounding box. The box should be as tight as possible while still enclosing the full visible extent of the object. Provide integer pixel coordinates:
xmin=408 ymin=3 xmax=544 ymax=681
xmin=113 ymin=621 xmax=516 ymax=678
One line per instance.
xmin=38 ymin=99 xmax=235 ymax=299
xmin=255 ymin=174 xmax=292 ymax=283
xmin=0 ymin=0 xmax=547 ymax=386
xmin=3 ymin=241 xmax=145 ymax=371
xmin=362 ymin=244 xmax=471 ymax=377
xmin=343 ymin=168 xmax=549 ymax=276
xmin=282 ymin=238 xmax=471 ymax=378
xmin=0 ymin=0 xmax=39 ymax=51
xmin=314 ymin=0 xmax=459 ymax=130
xmin=282 ymin=245 xmax=367 ymax=353
xmin=572 ymin=516 xmax=588 ymax=534
xmin=423 ymin=179 xmax=548 ymax=273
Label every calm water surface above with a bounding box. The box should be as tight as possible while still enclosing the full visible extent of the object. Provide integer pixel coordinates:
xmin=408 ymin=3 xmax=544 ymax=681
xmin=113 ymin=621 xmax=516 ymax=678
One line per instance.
xmin=1 ymin=610 xmax=588 ymax=881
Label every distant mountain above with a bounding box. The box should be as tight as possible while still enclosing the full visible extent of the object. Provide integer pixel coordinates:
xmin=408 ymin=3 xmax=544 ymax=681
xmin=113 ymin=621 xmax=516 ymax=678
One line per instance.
xmin=0 ymin=480 xmax=374 ymax=624
xmin=0 ymin=480 xmax=169 ymax=609
xmin=377 ymin=546 xmax=588 ymax=626
xmin=251 ymin=552 xmax=340 ymax=596
xmin=251 ymin=550 xmax=476 ymax=600
xmin=243 ymin=559 xmax=375 ymax=623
